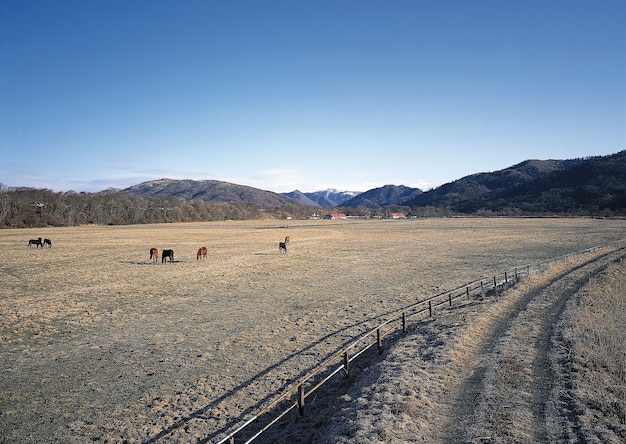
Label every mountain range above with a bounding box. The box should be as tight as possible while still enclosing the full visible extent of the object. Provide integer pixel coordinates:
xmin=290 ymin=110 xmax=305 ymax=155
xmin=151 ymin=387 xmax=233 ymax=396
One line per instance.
xmin=404 ymin=151 xmax=626 ymax=214
xmin=121 ymin=150 xmax=626 ymax=215
xmin=283 ymin=189 xmax=361 ymax=207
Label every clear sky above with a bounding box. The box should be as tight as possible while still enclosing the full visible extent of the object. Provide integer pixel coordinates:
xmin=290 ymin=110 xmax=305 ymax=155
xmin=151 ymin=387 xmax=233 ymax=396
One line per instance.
xmin=1 ymin=1 xmax=624 ymax=193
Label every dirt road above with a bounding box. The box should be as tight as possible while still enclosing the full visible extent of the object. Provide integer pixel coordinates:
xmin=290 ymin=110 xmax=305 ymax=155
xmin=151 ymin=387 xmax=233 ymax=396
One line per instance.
xmin=446 ymin=247 xmax=625 ymax=443
xmin=273 ymin=245 xmax=626 ymax=443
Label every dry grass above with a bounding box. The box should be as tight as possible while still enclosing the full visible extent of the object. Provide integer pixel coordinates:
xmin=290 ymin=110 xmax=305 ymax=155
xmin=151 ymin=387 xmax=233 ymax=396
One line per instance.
xmin=0 ymin=218 xmax=625 ymax=442
xmin=308 ymin=248 xmax=626 ymax=444
xmin=309 ymin=257 xmax=585 ymax=444
xmin=565 ymin=259 xmax=626 ymax=442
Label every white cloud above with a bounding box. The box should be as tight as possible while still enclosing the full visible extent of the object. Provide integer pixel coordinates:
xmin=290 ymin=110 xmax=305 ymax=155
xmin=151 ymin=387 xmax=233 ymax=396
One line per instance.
xmin=0 ymin=159 xmax=445 ymax=194
xmin=226 ymin=168 xmax=312 ymax=193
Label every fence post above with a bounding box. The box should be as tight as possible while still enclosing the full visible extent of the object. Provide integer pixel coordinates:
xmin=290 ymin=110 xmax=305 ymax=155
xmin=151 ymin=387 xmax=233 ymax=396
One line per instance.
xmin=402 ymin=312 xmax=407 ymax=333
xmin=515 ymin=267 xmax=518 ymax=281
xmin=466 ymin=286 xmax=470 ymax=299
xmin=493 ymin=276 xmax=498 ymax=296
xmin=449 ymin=293 xmax=452 ymax=306
xmin=505 ymin=271 xmax=508 ymax=284
xmin=377 ymin=328 xmax=382 ymax=353
xmin=428 ymin=300 xmax=432 ymax=317
xmin=298 ymin=385 xmax=305 ymax=416
xmin=481 ymin=280 xmax=484 ymax=297
xmin=344 ymin=351 xmax=349 ymax=378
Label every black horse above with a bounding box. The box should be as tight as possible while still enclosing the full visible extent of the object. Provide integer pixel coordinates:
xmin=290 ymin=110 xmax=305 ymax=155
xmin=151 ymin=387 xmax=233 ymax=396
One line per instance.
xmin=28 ymin=238 xmax=43 ymax=248
xmin=279 ymin=242 xmax=287 ymax=255
xmin=43 ymin=239 xmax=52 ymax=248
xmin=162 ymin=249 xmax=174 ymax=263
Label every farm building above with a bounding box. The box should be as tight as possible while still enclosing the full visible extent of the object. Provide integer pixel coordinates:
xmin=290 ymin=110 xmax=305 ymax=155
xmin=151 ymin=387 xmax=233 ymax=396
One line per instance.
xmin=325 ymin=213 xmax=347 ymax=220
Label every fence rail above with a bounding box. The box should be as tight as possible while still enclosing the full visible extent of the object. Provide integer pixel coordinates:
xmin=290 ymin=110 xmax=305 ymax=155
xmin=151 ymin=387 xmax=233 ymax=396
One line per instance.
xmin=214 ymin=240 xmax=625 ymax=444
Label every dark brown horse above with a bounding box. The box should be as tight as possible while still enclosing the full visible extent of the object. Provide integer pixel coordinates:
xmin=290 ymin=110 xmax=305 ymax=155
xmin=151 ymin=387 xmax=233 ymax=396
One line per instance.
xmin=28 ymin=238 xmax=43 ymax=248
xmin=162 ymin=249 xmax=174 ymax=264
xmin=197 ymin=246 xmax=208 ymax=261
xmin=43 ymin=239 xmax=52 ymax=248
xmin=150 ymin=248 xmax=158 ymax=263
xmin=279 ymin=241 xmax=287 ymax=255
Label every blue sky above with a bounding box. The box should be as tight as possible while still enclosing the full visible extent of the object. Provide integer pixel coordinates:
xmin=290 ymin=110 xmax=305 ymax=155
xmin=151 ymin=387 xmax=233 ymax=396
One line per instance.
xmin=1 ymin=1 xmax=624 ymax=193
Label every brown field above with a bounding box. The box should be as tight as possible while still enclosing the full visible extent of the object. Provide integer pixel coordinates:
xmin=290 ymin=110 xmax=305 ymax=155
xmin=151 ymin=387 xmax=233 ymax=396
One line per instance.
xmin=1 ymin=218 xmax=625 ymax=443
xmin=561 ymin=259 xmax=626 ymax=441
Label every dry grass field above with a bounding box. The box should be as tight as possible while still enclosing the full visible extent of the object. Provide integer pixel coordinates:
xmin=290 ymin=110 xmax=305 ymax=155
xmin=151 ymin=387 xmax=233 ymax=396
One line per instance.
xmin=1 ymin=218 xmax=625 ymax=443
xmin=558 ymin=259 xmax=626 ymax=441
xmin=302 ymin=242 xmax=626 ymax=444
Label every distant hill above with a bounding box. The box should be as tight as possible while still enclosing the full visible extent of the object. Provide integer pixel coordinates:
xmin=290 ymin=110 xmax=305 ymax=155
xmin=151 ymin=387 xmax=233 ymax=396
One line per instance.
xmin=122 ymin=179 xmax=294 ymax=206
xmin=284 ymin=189 xmax=362 ymax=207
xmin=119 ymin=151 xmax=626 ymax=215
xmin=282 ymin=190 xmax=320 ymax=206
xmin=343 ymin=185 xmax=422 ymax=208
xmin=3 ymin=151 xmax=626 ymax=229
xmin=403 ymin=151 xmax=626 ymax=215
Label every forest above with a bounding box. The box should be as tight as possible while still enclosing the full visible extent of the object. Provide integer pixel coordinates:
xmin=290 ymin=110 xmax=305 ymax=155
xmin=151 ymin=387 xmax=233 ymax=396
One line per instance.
xmin=0 ymin=187 xmax=434 ymax=228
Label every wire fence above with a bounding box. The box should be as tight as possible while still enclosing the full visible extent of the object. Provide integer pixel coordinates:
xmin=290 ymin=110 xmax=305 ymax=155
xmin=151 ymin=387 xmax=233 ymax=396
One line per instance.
xmin=214 ymin=240 xmax=625 ymax=444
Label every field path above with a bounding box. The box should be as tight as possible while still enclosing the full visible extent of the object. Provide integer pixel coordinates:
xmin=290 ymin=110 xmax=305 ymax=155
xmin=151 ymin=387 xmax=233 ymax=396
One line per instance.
xmin=296 ymin=243 xmax=625 ymax=444
xmin=445 ymin=247 xmax=626 ymax=443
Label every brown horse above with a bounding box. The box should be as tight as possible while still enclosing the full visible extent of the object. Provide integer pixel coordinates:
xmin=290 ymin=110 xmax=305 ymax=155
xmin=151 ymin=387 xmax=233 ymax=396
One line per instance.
xmin=197 ymin=246 xmax=208 ymax=261
xmin=149 ymin=248 xmax=158 ymax=263
xmin=284 ymin=235 xmax=290 ymax=244
xmin=28 ymin=238 xmax=43 ymax=248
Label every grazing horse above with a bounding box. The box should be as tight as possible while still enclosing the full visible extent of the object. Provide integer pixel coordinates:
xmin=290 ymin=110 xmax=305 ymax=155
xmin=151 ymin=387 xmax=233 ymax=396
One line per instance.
xmin=162 ymin=249 xmax=174 ymax=264
xmin=197 ymin=246 xmax=208 ymax=261
xmin=150 ymin=248 xmax=158 ymax=263
xmin=28 ymin=237 xmax=43 ymax=248
xmin=279 ymin=241 xmax=287 ymax=255
xmin=284 ymin=235 xmax=290 ymax=244
xmin=43 ymin=239 xmax=52 ymax=248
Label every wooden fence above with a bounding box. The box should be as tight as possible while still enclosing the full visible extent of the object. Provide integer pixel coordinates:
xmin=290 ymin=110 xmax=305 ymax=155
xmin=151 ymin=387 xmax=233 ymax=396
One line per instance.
xmin=214 ymin=242 xmax=620 ymax=444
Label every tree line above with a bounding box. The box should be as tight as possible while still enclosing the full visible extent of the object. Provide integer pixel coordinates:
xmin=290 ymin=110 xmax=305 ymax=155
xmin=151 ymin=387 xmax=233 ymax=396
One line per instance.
xmin=0 ymin=187 xmax=457 ymax=228
xmin=0 ymin=188 xmax=270 ymax=228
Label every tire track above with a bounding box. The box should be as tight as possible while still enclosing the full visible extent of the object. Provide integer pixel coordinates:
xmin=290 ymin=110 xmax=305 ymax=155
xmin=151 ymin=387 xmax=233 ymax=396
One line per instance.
xmin=447 ymin=247 xmax=626 ymax=443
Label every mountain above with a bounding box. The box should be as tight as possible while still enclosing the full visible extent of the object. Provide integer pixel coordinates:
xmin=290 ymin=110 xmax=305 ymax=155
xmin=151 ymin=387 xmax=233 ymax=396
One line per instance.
xmin=5 ymin=151 xmax=624 ymax=228
xmin=282 ymin=189 xmax=362 ymax=207
xmin=342 ymin=185 xmax=423 ymax=208
xmin=122 ymin=179 xmax=294 ymax=206
xmin=119 ymin=151 xmax=626 ymax=215
xmin=403 ymin=151 xmax=626 ymax=214
xmin=282 ymin=190 xmax=321 ymax=206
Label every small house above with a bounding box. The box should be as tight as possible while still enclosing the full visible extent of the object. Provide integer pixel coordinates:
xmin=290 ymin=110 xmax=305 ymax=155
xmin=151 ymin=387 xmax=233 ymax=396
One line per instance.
xmin=326 ymin=213 xmax=347 ymax=220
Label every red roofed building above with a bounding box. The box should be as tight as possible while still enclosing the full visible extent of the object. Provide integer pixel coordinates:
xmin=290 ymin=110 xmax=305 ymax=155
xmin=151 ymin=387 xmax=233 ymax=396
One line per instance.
xmin=326 ymin=213 xmax=347 ymax=219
